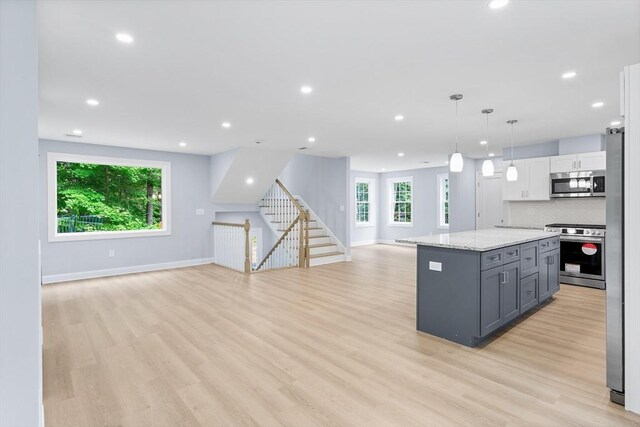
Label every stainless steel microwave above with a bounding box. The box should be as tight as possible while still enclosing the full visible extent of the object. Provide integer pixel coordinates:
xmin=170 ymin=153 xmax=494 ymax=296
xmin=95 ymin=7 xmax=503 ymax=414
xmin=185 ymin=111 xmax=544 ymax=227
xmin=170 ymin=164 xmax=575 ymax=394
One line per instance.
xmin=550 ymin=170 xmax=605 ymax=198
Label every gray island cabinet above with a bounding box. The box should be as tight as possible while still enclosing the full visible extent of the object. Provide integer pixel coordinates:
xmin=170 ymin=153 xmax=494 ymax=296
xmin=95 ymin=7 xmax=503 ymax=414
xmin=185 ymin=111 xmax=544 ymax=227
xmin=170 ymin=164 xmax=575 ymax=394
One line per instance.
xmin=398 ymin=229 xmax=560 ymax=347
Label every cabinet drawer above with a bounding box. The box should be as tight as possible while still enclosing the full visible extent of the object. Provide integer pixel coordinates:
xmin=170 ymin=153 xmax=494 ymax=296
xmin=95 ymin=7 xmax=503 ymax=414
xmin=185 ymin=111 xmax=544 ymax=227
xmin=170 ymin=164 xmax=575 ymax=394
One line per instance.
xmin=539 ymin=236 xmax=559 ymax=253
xmin=481 ymin=249 xmax=503 ymax=271
xmin=503 ymin=246 xmax=520 ymax=263
xmin=520 ymin=273 xmax=538 ymax=314
xmin=520 ymin=242 xmax=539 ymax=278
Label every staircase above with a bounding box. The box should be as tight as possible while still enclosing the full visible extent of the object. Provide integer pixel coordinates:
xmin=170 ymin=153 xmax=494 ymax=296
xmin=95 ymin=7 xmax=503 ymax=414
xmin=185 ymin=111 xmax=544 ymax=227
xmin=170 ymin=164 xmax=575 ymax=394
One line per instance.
xmin=258 ymin=180 xmax=346 ymax=268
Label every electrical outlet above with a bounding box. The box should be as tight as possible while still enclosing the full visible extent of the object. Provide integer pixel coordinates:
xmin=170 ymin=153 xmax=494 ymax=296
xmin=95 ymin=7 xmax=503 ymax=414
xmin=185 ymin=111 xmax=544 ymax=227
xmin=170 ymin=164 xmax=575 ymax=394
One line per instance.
xmin=108 ymin=249 xmax=115 ymax=257
xmin=196 ymin=208 xmax=205 ymax=215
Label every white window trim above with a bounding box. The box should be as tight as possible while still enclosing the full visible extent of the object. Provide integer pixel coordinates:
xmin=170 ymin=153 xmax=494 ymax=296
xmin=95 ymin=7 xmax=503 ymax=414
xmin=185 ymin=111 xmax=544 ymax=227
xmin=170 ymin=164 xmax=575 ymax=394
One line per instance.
xmin=387 ymin=176 xmax=413 ymax=227
xmin=354 ymin=177 xmax=375 ymax=228
xmin=47 ymin=152 xmax=172 ymax=242
xmin=437 ymin=173 xmax=449 ymax=229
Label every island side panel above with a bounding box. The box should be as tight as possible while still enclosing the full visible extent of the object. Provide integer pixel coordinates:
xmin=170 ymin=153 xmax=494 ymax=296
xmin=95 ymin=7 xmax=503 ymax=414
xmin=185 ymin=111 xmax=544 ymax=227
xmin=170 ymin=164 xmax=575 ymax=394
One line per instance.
xmin=416 ymin=245 xmax=481 ymax=347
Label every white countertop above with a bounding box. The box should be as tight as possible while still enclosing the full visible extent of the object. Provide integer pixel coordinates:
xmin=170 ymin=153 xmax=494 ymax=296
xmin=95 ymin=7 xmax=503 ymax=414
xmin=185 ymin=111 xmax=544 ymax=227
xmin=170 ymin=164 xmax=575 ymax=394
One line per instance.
xmin=396 ymin=228 xmax=560 ymax=252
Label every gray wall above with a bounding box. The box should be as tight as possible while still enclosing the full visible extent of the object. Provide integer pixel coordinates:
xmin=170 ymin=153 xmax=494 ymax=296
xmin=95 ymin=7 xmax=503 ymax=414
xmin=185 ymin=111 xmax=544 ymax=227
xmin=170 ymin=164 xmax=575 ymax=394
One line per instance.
xmin=377 ymin=166 xmax=450 ymax=242
xmin=39 ymin=140 xmax=213 ymax=279
xmin=502 ymin=133 xmax=605 ymax=160
xmin=350 ymin=171 xmax=380 ymax=244
xmin=0 ymin=1 xmax=42 ymax=425
xmin=279 ymin=154 xmax=350 ymax=250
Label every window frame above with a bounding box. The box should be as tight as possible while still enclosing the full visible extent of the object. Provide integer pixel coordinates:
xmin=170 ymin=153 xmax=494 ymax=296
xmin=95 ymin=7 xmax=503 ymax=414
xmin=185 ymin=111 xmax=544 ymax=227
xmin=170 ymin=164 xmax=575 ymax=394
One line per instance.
xmin=387 ymin=176 xmax=414 ymax=227
xmin=47 ymin=152 xmax=172 ymax=242
xmin=354 ymin=177 xmax=375 ymax=228
xmin=437 ymin=173 xmax=449 ymax=229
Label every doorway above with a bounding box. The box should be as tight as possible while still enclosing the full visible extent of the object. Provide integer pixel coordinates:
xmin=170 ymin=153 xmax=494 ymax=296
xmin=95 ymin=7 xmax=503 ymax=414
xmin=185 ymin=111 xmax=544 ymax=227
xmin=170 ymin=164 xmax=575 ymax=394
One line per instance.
xmin=476 ymin=172 xmax=504 ymax=229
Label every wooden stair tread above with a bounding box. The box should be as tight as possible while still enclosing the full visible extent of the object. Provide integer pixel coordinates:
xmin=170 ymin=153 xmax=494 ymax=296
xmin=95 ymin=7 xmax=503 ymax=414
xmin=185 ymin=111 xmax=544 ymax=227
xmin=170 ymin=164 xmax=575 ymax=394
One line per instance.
xmin=308 ymin=243 xmax=336 ymax=248
xmin=309 ymin=251 xmax=343 ymax=259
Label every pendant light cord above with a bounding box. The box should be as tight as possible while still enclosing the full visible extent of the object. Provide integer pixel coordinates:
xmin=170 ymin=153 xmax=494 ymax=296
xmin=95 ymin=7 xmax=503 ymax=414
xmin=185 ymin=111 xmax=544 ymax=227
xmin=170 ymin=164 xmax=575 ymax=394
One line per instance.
xmin=510 ymin=122 xmax=514 ymax=161
xmin=455 ymin=99 xmax=459 ymax=152
xmin=486 ymin=113 xmax=490 ymax=156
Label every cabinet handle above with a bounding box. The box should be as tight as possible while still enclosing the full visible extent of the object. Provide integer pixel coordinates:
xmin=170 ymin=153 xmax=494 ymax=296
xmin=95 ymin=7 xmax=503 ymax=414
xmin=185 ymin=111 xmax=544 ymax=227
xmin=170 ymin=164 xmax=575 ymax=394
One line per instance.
xmin=500 ymin=272 xmax=506 ymax=284
xmin=506 ymin=251 xmax=516 ymax=256
xmin=489 ymin=255 xmax=500 ymax=261
xmin=578 ymin=160 xmax=582 ymax=169
xmin=526 ymin=190 xmax=529 ymax=198
xmin=527 ymin=290 xmax=534 ymax=295
xmin=573 ymin=160 xmax=576 ymax=169
xmin=504 ymin=271 xmax=509 ymax=283
xmin=526 ymin=257 xmax=533 ymax=261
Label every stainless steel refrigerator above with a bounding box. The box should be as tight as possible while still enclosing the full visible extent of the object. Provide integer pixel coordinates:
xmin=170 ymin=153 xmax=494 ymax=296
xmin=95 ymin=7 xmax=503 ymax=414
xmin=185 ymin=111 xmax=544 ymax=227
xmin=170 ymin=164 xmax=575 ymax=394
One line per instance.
xmin=606 ymin=127 xmax=625 ymax=405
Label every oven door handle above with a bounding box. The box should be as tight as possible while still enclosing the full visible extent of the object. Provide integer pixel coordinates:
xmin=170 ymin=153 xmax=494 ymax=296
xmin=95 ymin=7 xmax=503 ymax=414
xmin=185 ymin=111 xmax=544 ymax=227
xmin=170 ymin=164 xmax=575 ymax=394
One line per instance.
xmin=559 ymin=236 xmax=604 ymax=243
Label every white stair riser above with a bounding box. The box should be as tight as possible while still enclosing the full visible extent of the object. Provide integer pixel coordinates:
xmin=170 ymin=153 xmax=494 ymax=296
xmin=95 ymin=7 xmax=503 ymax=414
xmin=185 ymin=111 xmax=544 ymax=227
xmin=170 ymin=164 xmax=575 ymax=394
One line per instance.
xmin=309 ymin=253 xmax=346 ymax=267
xmin=308 ymin=236 xmax=331 ymax=245
xmin=308 ymin=228 xmax=325 ymax=237
xmin=309 ymin=245 xmax=338 ymax=256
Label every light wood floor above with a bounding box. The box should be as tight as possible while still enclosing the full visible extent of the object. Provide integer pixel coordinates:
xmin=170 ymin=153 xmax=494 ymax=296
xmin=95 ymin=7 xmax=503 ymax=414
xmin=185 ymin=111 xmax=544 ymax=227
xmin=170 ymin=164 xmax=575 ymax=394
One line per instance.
xmin=42 ymin=245 xmax=639 ymax=426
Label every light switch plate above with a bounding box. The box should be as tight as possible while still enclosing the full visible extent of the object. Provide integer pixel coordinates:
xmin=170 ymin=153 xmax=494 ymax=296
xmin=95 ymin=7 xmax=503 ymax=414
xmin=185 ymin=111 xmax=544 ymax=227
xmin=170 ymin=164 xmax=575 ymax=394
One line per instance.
xmin=108 ymin=249 xmax=115 ymax=257
xmin=196 ymin=209 xmax=205 ymax=215
xmin=339 ymin=205 xmax=345 ymax=212
xmin=429 ymin=261 xmax=442 ymax=272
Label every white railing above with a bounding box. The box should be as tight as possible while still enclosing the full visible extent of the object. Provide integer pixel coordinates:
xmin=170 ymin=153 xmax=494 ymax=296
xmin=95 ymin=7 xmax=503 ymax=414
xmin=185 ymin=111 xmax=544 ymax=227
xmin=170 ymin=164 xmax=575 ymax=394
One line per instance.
xmin=212 ymin=220 xmax=250 ymax=273
xmin=255 ymin=179 xmax=309 ymax=271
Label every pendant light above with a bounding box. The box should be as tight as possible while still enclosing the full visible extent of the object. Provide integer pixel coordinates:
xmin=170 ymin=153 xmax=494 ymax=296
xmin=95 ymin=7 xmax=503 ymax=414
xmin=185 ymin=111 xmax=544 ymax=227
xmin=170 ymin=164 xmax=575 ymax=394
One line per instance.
xmin=506 ymin=119 xmax=518 ymax=182
xmin=481 ymin=108 xmax=495 ymax=177
xmin=449 ymin=94 xmax=464 ymax=172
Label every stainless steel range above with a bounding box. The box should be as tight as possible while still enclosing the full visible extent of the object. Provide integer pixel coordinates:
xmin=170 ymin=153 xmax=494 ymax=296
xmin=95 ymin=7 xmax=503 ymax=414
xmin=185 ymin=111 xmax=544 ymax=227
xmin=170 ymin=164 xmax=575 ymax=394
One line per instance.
xmin=543 ymin=223 xmax=605 ymax=289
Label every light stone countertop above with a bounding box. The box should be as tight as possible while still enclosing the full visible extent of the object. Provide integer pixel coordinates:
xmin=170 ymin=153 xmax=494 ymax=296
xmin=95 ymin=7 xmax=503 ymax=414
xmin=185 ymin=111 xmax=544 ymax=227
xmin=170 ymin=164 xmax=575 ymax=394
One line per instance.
xmin=396 ymin=228 xmax=560 ymax=252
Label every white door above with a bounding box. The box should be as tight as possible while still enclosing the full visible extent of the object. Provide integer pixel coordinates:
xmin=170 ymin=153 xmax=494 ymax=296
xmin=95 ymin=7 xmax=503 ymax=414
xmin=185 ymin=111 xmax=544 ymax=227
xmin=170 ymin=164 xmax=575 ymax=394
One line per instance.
xmin=550 ymin=154 xmax=577 ymax=173
xmin=526 ymin=157 xmax=550 ymax=200
xmin=577 ymin=151 xmax=606 ymax=171
xmin=502 ymin=159 xmax=527 ymax=200
xmin=477 ymin=173 xmax=504 ymax=229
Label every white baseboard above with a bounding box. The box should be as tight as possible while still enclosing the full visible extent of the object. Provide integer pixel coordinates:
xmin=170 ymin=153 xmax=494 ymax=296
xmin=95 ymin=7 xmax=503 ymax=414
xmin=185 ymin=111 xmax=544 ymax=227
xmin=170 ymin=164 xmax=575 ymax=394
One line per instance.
xmin=350 ymin=239 xmax=378 ymax=247
xmin=377 ymin=239 xmax=416 ymax=247
xmin=42 ymin=257 xmax=215 ymax=284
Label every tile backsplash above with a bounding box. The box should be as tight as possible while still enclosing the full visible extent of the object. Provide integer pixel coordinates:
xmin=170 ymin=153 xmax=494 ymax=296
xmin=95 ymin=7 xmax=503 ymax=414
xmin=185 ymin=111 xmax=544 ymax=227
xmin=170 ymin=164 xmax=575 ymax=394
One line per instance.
xmin=507 ymin=198 xmax=606 ymax=227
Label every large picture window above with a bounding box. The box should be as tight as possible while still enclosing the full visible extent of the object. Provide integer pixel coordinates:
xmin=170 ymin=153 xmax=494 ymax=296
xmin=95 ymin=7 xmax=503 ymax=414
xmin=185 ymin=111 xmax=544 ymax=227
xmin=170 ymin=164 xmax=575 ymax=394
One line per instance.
xmin=48 ymin=153 xmax=171 ymax=242
xmin=438 ymin=173 xmax=449 ymax=228
xmin=355 ymin=178 xmax=375 ymax=227
xmin=388 ymin=177 xmax=413 ymax=226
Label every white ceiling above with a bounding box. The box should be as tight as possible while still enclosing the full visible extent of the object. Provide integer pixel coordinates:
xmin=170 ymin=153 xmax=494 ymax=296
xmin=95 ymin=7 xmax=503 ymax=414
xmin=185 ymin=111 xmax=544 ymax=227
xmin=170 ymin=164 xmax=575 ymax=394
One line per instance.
xmin=38 ymin=0 xmax=640 ymax=172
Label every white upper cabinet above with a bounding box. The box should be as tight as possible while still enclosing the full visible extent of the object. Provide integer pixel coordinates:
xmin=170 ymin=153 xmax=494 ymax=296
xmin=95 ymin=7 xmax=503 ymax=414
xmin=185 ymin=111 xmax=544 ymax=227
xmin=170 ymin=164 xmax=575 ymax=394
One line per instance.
xmin=526 ymin=157 xmax=551 ymax=200
xmin=502 ymin=157 xmax=550 ymax=201
xmin=549 ymin=151 xmax=606 ymax=173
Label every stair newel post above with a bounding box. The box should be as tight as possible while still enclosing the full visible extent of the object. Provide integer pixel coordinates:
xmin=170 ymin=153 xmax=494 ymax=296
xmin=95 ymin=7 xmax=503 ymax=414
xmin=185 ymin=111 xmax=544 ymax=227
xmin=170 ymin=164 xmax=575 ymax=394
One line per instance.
xmin=244 ymin=218 xmax=251 ymax=273
xmin=304 ymin=209 xmax=310 ymax=267
xmin=298 ymin=211 xmax=305 ymax=268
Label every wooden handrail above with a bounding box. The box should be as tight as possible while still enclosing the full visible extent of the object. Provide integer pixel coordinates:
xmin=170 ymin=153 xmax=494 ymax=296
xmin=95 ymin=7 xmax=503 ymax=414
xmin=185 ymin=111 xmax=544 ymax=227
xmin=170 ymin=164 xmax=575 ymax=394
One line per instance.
xmin=255 ymin=213 xmax=302 ymax=271
xmin=212 ymin=221 xmax=246 ymax=228
xmin=275 ymin=178 xmax=304 ymax=213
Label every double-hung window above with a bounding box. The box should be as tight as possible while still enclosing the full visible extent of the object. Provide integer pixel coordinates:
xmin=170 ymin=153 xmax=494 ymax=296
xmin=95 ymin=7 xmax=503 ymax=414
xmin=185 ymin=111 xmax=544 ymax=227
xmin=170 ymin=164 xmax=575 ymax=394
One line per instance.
xmin=355 ymin=178 xmax=375 ymax=227
xmin=48 ymin=152 xmax=172 ymax=242
xmin=438 ymin=173 xmax=449 ymax=229
xmin=388 ymin=177 xmax=413 ymax=226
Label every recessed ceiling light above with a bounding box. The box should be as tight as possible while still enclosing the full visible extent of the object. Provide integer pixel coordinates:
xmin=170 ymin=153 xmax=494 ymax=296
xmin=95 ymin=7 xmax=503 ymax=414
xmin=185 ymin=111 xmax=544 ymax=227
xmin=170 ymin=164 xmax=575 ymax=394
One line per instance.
xmin=445 ymin=161 xmax=449 ymax=164
xmin=480 ymin=140 xmax=488 ymax=145
xmin=71 ymin=129 xmax=82 ymax=135
xmin=115 ymin=33 xmax=134 ymax=44
xmin=179 ymin=141 xmax=187 ymax=147
xmin=300 ymin=85 xmax=313 ymax=94
xmin=562 ymin=71 xmax=577 ymax=79
xmin=246 ymin=177 xmax=254 ymax=185
xmin=221 ymin=122 xmax=231 ymax=128
xmin=592 ymin=102 xmax=604 ymax=108
xmin=381 ymin=168 xmax=386 ymax=171
xmin=394 ymin=115 xmax=404 ymax=121
xmin=397 ymin=152 xmax=404 ymax=157
xmin=86 ymin=98 xmax=99 ymax=106
xmin=488 ymin=152 xmax=495 ymax=157
xmin=488 ymin=0 xmax=509 ymax=9
xmin=308 ymin=137 xmax=316 ymax=143
xmin=611 ymin=120 xmax=621 ymax=126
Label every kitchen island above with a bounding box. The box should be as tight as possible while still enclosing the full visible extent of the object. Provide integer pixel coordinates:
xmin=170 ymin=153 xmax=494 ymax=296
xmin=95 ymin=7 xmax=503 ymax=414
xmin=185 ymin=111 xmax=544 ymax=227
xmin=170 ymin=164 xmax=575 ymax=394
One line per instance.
xmin=398 ymin=229 xmax=561 ymax=347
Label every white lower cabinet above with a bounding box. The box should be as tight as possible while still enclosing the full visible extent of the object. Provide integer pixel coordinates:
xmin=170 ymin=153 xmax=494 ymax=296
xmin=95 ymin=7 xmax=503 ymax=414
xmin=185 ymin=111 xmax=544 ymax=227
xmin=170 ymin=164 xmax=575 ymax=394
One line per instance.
xmin=502 ymin=157 xmax=550 ymax=201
